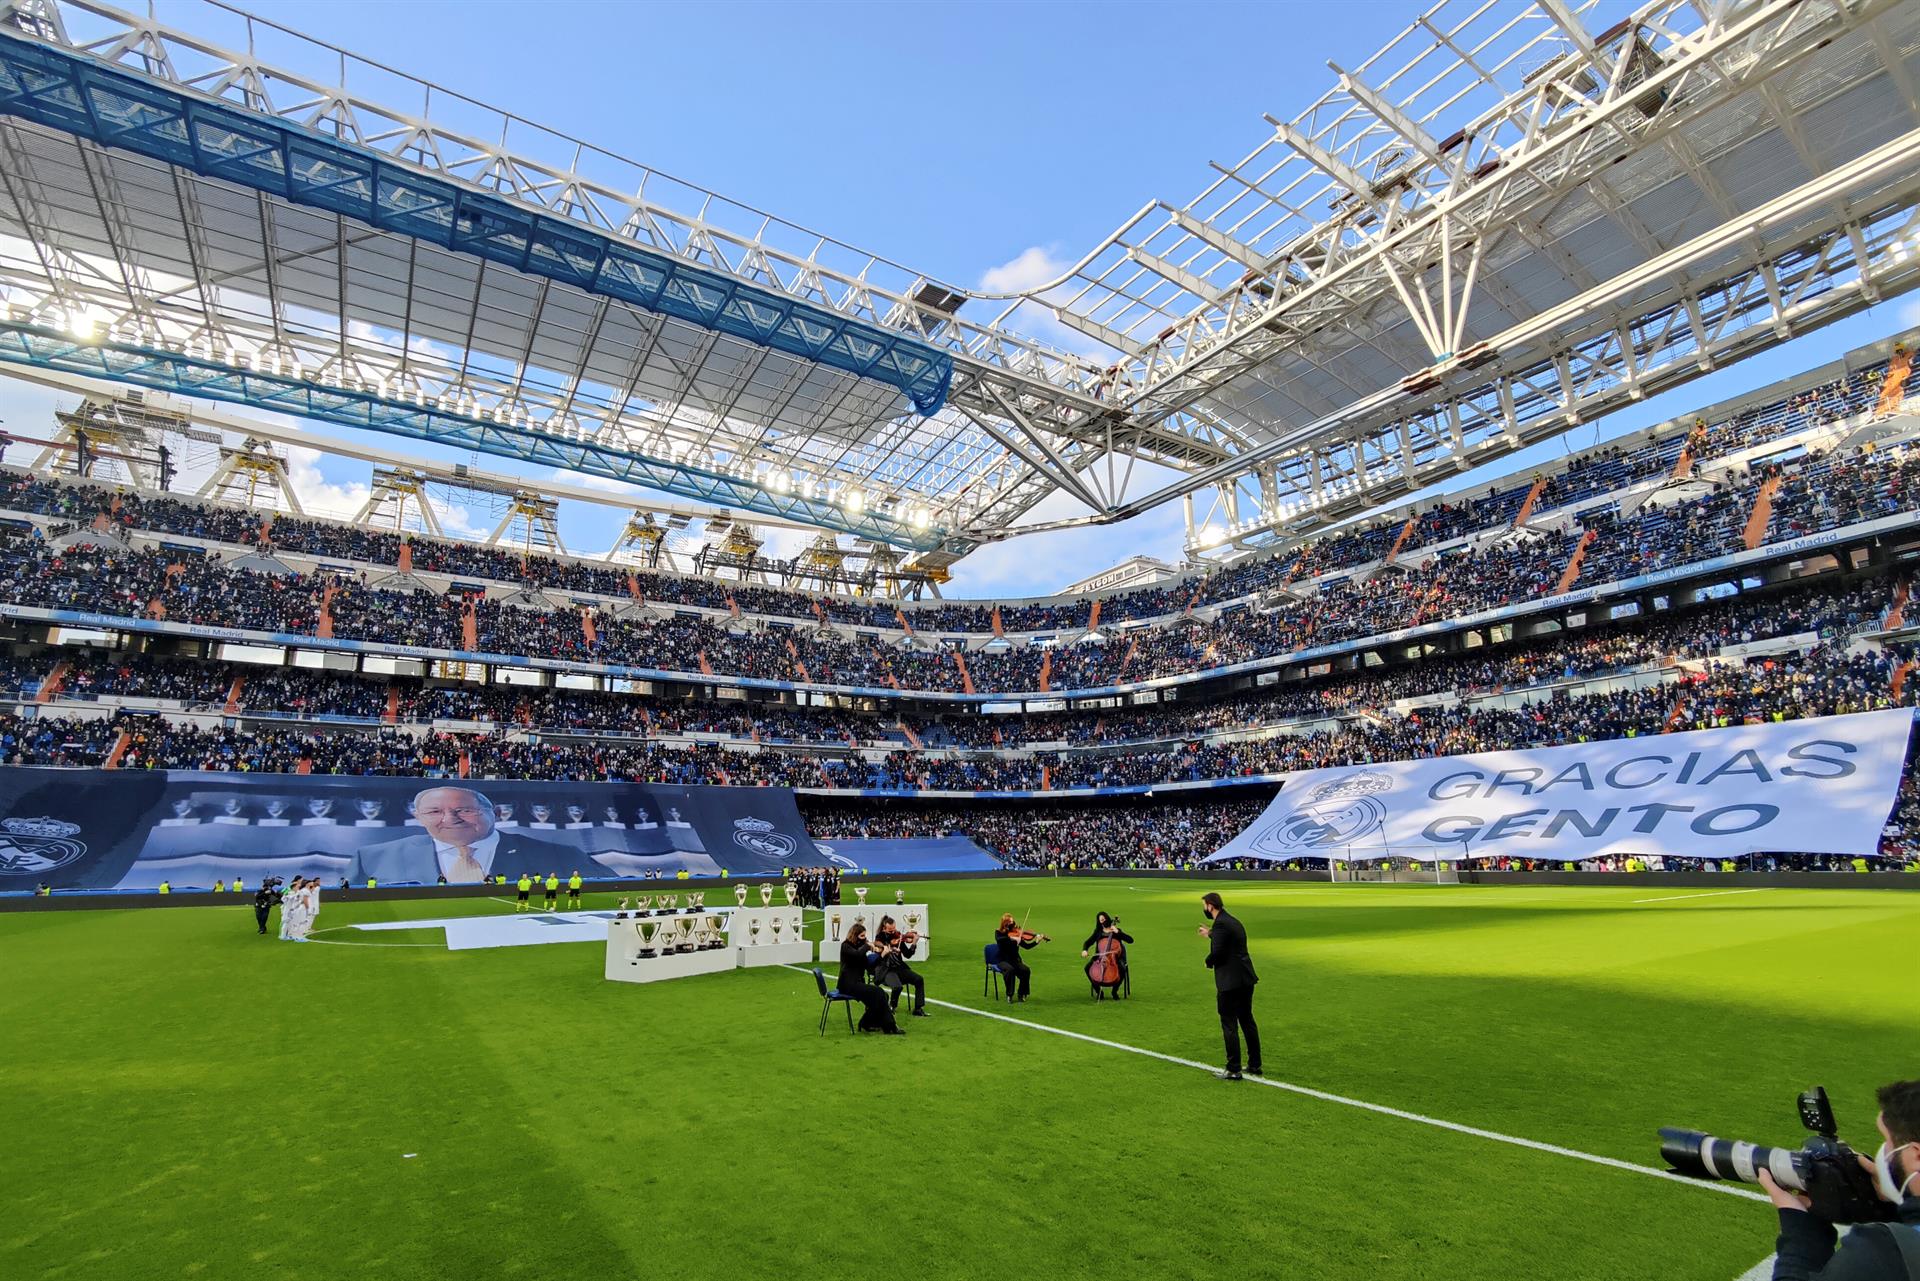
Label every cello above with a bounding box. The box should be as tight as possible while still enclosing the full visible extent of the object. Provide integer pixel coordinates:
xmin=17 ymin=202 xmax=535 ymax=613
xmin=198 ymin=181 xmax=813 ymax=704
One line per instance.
xmin=1084 ymin=917 xmax=1126 ymax=995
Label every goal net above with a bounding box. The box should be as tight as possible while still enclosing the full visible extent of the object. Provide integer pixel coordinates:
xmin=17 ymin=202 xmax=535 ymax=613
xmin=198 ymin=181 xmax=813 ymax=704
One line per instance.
xmin=1331 ymin=859 xmax=1460 ymax=884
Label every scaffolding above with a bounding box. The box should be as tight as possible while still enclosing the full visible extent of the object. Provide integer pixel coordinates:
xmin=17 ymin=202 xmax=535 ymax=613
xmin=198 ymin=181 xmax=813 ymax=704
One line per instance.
xmin=197 ymin=438 xmax=305 ymax=514
xmin=352 ymin=467 xmax=444 ymax=536
xmin=488 ymin=490 xmax=565 ymax=557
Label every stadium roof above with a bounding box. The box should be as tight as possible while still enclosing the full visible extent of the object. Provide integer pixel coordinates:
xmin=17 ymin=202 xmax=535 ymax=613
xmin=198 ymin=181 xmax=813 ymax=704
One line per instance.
xmin=0 ymin=0 xmax=1915 ymax=572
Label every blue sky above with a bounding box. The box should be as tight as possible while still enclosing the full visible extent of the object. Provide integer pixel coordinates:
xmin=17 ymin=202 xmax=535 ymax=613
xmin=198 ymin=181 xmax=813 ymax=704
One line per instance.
xmin=3 ymin=0 xmax=1913 ymax=597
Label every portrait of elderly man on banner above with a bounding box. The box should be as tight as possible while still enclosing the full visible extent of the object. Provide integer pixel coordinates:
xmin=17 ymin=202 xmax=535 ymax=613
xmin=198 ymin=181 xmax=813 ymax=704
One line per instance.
xmin=347 ymin=785 xmax=575 ymax=885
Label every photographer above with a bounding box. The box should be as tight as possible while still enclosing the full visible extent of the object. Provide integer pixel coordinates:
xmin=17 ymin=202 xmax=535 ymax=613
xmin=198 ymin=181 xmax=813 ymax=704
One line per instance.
xmin=252 ymin=877 xmax=283 ymax=937
xmin=1761 ymin=1079 xmax=1920 ymax=1279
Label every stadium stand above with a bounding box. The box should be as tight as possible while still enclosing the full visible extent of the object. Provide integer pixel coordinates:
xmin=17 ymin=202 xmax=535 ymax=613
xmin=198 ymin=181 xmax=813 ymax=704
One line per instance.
xmin=4 ymin=342 xmax=1920 ymax=868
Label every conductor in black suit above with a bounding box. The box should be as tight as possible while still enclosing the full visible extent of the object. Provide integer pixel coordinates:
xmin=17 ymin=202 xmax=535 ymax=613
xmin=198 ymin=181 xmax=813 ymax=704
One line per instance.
xmin=1199 ymin=891 xmax=1261 ymax=1081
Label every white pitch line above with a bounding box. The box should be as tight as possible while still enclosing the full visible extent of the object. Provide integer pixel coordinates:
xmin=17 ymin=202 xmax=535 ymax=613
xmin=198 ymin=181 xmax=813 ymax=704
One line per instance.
xmin=295 ymin=933 xmax=443 ymax=948
xmin=778 ymin=965 xmax=1763 ymax=1205
xmin=1732 ymin=1257 xmax=1775 ymax=1281
xmin=1633 ymin=888 xmax=1774 ymax=905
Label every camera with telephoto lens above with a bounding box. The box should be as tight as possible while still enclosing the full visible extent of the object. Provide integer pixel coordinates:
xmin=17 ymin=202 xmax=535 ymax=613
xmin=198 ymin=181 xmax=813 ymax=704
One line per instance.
xmin=1659 ymin=1087 xmax=1898 ymax=1224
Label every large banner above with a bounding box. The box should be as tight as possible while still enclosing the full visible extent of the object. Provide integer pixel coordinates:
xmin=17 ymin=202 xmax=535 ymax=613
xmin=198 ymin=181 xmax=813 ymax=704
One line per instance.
xmin=809 ymin=835 xmax=1005 ymax=873
xmin=1206 ymin=709 xmax=1913 ymax=864
xmin=0 ymin=771 xmax=825 ymax=890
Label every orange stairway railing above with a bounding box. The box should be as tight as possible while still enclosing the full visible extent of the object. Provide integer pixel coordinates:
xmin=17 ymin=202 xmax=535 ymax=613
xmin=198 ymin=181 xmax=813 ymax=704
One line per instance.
xmin=1555 ymin=529 xmax=1596 ymax=595
xmin=1742 ymin=474 xmax=1782 ymax=550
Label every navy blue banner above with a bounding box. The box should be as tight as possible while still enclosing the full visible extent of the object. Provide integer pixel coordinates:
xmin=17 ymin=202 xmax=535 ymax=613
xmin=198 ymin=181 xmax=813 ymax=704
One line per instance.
xmin=809 ymin=835 xmax=1004 ymax=872
xmin=0 ymin=768 xmax=822 ymax=889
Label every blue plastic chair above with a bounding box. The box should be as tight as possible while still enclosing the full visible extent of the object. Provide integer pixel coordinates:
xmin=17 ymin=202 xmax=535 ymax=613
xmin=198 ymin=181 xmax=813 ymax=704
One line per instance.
xmin=983 ymin=943 xmax=1008 ymax=1002
xmin=814 ymin=966 xmax=856 ymax=1036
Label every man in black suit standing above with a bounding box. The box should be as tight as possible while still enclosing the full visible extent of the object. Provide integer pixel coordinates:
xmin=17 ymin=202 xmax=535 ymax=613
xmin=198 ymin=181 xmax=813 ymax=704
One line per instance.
xmin=1199 ymin=891 xmax=1261 ymax=1081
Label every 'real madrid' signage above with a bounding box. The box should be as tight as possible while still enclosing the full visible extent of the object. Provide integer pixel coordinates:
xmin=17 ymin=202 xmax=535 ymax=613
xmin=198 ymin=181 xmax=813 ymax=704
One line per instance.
xmin=1206 ymin=709 xmax=1915 ymax=864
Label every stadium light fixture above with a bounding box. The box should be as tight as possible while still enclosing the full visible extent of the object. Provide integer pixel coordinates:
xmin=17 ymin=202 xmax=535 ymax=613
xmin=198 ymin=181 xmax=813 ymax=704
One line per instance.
xmin=843 ymin=487 xmax=865 ymax=515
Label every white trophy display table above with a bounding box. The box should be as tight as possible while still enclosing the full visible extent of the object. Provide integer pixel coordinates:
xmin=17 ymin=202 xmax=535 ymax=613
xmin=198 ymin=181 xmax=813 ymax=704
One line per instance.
xmin=727 ymin=906 xmax=812 ymax=967
xmin=604 ymin=909 xmax=736 ymax=984
xmin=818 ymin=902 xmax=932 ymax=962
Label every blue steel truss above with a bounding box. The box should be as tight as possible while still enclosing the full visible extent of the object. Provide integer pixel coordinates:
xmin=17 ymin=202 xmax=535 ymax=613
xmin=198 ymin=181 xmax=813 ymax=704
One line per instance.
xmin=0 ymin=321 xmax=951 ymax=550
xmin=0 ymin=31 xmax=954 ymax=417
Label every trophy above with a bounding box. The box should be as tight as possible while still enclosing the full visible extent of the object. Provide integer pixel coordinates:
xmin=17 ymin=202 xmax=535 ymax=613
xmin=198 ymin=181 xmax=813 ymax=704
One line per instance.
xmin=906 ymin=910 xmax=922 ymax=936
xmin=691 ymin=891 xmax=705 ymax=909
xmin=661 ymin=893 xmax=677 ymax=914
xmin=705 ymin=914 xmax=726 ymax=950
xmin=735 ymin=884 xmax=749 ymax=908
xmin=760 ymin=883 xmax=774 ymax=907
xmin=895 ymin=889 xmax=905 ymax=904
xmin=635 ymin=895 xmax=652 ymax=916
xmin=855 ymin=886 xmax=869 ymax=907
xmin=828 ymin=911 xmax=842 ymax=941
xmin=770 ymin=915 xmax=783 ymax=945
xmin=675 ymin=917 xmax=695 ymax=953
xmin=749 ymin=917 xmax=762 ymax=947
xmin=782 ymin=882 xmax=796 ymax=907
xmin=616 ymin=896 xmax=630 ymax=919
xmin=635 ymin=920 xmax=658 ymax=959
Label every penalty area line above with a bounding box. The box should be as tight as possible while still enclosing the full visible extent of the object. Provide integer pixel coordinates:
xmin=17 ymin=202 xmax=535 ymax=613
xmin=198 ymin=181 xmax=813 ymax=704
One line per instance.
xmin=1633 ymin=888 xmax=1774 ymax=905
xmin=777 ymin=963 xmax=1765 ymax=1206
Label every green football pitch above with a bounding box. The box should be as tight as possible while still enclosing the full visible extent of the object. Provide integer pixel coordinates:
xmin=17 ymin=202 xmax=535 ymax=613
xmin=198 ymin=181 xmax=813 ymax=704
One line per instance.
xmin=4 ymin=878 xmax=1914 ymax=1280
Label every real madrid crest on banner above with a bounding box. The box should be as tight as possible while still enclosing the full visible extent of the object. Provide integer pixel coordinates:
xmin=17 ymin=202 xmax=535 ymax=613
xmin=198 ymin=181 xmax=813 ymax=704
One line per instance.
xmin=732 ymin=816 xmax=796 ymax=860
xmin=1253 ymin=770 xmax=1393 ymax=855
xmin=0 ymin=815 xmax=88 ymax=875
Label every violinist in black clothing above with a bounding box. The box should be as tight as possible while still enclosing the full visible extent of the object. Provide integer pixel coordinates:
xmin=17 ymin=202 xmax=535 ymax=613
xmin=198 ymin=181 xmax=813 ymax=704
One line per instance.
xmin=994 ymin=913 xmax=1050 ymax=1001
xmin=1080 ymin=911 xmax=1133 ymax=1000
xmin=872 ymin=916 xmax=928 ymax=1017
xmin=838 ymin=922 xmax=903 ymax=1035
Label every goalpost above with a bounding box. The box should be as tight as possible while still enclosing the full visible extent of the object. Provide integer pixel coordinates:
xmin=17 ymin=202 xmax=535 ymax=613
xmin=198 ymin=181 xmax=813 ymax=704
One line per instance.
xmin=1328 ymin=854 xmax=1461 ymax=884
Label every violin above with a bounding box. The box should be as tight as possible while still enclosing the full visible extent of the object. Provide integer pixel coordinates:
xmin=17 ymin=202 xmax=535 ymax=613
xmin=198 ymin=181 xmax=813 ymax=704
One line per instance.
xmin=1003 ymin=911 xmax=1051 ymax=945
xmin=876 ymin=928 xmax=919 ymax=954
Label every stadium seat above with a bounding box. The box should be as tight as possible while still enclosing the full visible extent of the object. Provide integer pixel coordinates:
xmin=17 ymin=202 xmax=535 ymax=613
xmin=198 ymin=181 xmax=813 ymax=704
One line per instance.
xmin=812 ymin=967 xmax=856 ymax=1036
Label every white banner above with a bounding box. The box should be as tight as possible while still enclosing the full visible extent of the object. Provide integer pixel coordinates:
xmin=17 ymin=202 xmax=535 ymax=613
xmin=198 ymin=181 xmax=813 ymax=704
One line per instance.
xmin=1205 ymin=709 xmax=1913 ymax=864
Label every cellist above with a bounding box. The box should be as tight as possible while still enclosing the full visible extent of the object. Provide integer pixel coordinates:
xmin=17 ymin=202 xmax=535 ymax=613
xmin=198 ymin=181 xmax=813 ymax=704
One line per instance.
xmin=1081 ymin=911 xmax=1134 ymax=1000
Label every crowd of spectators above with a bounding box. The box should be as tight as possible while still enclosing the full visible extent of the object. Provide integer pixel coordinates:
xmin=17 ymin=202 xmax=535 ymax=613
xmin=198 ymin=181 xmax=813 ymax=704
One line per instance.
xmin=10 ymin=596 xmax=1907 ymax=793
xmin=0 ymin=357 xmax=1893 ymax=657
xmin=0 ymin=569 xmax=1898 ymax=759
xmin=800 ymin=792 xmax=1279 ymax=869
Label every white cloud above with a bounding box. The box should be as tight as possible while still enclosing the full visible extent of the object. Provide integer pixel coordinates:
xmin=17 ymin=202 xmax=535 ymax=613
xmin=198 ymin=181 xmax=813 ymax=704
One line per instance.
xmin=976 ymin=245 xmax=1118 ymax=362
xmin=280 ymin=444 xmax=372 ymax=521
xmin=547 ymin=465 xmax=646 ymax=497
xmin=979 ymin=245 xmax=1072 ymax=295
